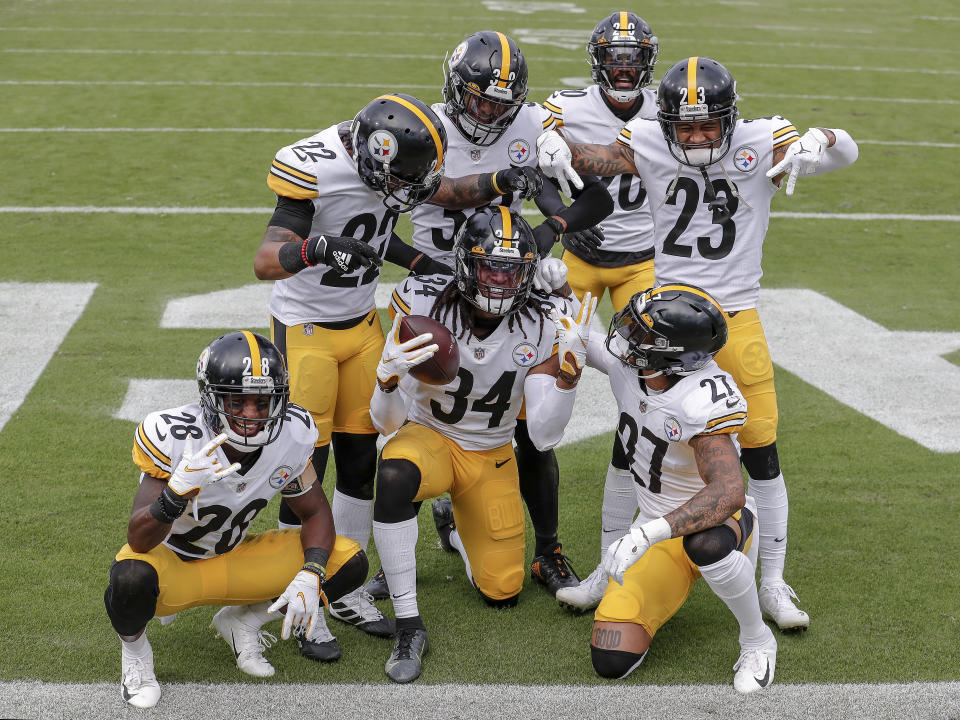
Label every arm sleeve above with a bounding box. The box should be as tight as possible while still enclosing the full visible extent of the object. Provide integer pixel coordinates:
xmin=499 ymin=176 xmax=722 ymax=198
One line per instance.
xmin=816 ymin=128 xmax=859 ymax=174
xmin=554 ymin=173 xmax=614 ymax=233
xmin=268 ymin=195 xmax=314 ymax=239
xmin=533 ymin=175 xmax=567 ymax=217
xmin=585 ymin=330 xmax=612 ymax=374
xmin=369 ymin=384 xmax=410 ymax=436
xmin=383 ymin=232 xmax=420 ymax=271
xmin=522 ymin=373 xmax=578 ymax=451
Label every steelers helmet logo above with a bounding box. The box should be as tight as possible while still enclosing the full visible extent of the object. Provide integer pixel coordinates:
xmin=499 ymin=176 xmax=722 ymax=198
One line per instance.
xmin=197 ymin=347 xmax=210 ymax=375
xmin=368 ymin=130 xmax=398 ymax=161
xmin=450 ymin=41 xmax=468 ymax=67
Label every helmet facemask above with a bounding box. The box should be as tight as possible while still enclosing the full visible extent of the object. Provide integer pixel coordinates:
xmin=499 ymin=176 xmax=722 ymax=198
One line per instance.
xmin=589 ymin=40 xmax=658 ymax=103
xmin=458 ymin=253 xmax=537 ymax=316
xmin=201 ymin=380 xmax=288 ymax=451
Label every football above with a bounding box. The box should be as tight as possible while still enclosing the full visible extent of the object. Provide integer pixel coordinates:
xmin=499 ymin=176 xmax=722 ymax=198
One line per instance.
xmin=398 ymin=314 xmax=460 ymax=386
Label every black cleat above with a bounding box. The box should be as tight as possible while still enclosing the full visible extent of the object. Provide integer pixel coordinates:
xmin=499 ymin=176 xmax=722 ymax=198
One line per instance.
xmin=431 ymin=497 xmax=456 ymax=553
xmin=530 ymin=542 xmax=580 ymax=596
xmin=328 ymin=588 xmax=396 ymax=638
xmin=385 ymin=627 xmax=429 ymax=684
xmin=294 ymin=615 xmax=341 ymax=663
xmin=364 ymin=567 xmax=390 ymax=601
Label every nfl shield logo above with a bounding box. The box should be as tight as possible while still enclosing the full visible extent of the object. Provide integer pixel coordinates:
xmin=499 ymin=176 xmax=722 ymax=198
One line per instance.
xmin=303 ymin=323 xmax=314 ymax=336
xmin=470 ymin=148 xmax=482 ymax=162
xmin=474 ymin=347 xmax=485 ymax=360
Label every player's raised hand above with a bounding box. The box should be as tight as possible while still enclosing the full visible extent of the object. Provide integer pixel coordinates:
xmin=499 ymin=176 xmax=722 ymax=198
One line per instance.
xmin=167 ymin=433 xmax=240 ymax=498
xmin=550 ymin=291 xmax=598 ymax=383
xmin=766 ymin=128 xmax=830 ymax=196
xmin=536 ymin=130 xmax=583 ymax=198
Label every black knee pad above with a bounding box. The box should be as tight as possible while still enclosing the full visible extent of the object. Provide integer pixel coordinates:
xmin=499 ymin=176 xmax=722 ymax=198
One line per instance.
xmin=683 ymin=524 xmax=739 ymax=567
xmin=591 ymin=646 xmax=647 ymax=679
xmin=332 ymin=432 xmax=378 ymax=500
xmin=323 ymin=549 xmax=368 ymax=603
xmin=477 ymin=589 xmax=519 ymax=609
xmin=741 ymin=442 xmax=780 ymax=480
xmin=372 ymin=459 xmax=421 ymax=523
xmin=278 ymin=497 xmax=301 ymax=526
xmin=104 ymin=560 xmax=159 ymax=636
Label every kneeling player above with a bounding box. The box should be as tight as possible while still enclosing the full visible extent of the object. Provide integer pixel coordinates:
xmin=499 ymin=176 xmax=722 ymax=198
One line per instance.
xmin=589 ymin=286 xmax=778 ymax=694
xmin=104 ymin=332 xmax=368 ymax=709
xmin=369 ymin=207 xmax=595 ymax=683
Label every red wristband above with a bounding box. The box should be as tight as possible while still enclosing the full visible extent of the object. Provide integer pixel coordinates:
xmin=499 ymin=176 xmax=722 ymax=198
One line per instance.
xmin=301 ymin=239 xmax=316 ymax=267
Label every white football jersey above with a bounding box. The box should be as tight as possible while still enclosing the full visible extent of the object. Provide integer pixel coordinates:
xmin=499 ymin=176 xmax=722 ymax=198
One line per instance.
xmin=410 ymin=102 xmax=555 ymax=266
xmin=267 ymin=124 xmax=400 ymax=324
xmin=389 ymin=275 xmax=560 ymax=451
xmin=620 ymin=116 xmax=799 ymax=311
xmin=543 ymin=86 xmax=656 ymax=259
xmin=604 ymin=357 xmax=747 ymax=521
xmin=133 ymin=401 xmax=319 ymax=559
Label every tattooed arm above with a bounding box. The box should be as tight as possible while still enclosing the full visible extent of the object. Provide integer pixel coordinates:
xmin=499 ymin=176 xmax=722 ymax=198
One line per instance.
xmin=663 ymin=433 xmax=746 ymax=537
xmin=568 ymin=140 xmax=640 ymax=178
xmin=429 ymin=173 xmax=503 ymax=210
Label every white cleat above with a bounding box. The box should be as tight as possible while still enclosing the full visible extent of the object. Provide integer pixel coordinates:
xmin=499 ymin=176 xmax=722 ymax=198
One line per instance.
xmin=156 ymin=613 xmax=178 ymax=626
xmin=120 ymin=638 xmax=161 ymax=709
xmin=733 ymin=631 xmax=777 ymax=694
xmin=759 ymin=582 xmax=810 ymax=631
xmin=212 ymin=605 xmax=277 ymax=677
xmin=555 ymin=563 xmax=607 ymax=612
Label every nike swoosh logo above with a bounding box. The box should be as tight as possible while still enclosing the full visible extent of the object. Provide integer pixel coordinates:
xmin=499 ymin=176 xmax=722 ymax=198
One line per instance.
xmin=366 ymin=313 xmax=376 ymax=326
xmin=726 ymin=397 xmax=740 ymax=408
xmin=774 ymin=536 xmax=785 ymax=543
xmin=390 ymin=591 xmax=411 ymax=600
xmin=495 ymin=458 xmax=512 ymax=468
xmin=155 ymin=426 xmax=167 ymax=441
xmin=184 ymin=465 xmax=205 ymax=473
xmin=230 ymin=630 xmax=240 ymax=660
xmin=297 ymin=591 xmax=307 ymax=611
xmin=755 ymin=661 xmax=771 ymax=687
xmin=121 ymin=685 xmax=132 ymax=701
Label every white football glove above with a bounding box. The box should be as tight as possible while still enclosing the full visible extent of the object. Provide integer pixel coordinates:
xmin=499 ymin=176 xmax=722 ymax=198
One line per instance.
xmin=549 ymin=291 xmax=598 ymax=381
xmin=602 ymin=518 xmax=672 ymax=585
xmin=167 ymin=433 xmax=240 ymax=497
xmin=766 ymin=127 xmax=830 ymax=196
xmin=532 ymin=256 xmax=568 ymax=293
xmin=376 ymin=314 xmax=439 ymax=385
xmin=268 ymin=569 xmax=323 ymax=640
xmin=536 ymin=130 xmax=583 ymax=198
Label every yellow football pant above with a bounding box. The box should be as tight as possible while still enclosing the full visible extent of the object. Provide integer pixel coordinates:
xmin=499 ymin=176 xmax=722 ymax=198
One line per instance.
xmin=562 ymin=251 xmax=655 ymax=313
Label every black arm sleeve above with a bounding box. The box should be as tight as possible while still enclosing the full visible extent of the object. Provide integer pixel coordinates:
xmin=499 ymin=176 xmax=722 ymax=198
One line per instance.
xmin=268 ymin=195 xmax=314 ymax=240
xmin=532 ymin=174 xmax=567 ymax=217
xmin=554 ymin=174 xmax=614 ymax=233
xmin=383 ymin=232 xmax=420 ymax=271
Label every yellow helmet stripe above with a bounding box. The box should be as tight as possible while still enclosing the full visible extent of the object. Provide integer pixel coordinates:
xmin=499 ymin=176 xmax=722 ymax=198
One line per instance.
xmin=376 ymin=94 xmax=445 ymax=169
xmin=498 ymin=205 xmax=513 ymax=238
xmin=241 ymin=330 xmax=262 ymax=376
xmin=619 ymin=11 xmax=628 ymax=35
xmin=686 ymin=56 xmax=698 ymax=104
xmin=496 ymin=32 xmax=511 ymax=89
xmin=649 ymin=283 xmax=724 ymax=313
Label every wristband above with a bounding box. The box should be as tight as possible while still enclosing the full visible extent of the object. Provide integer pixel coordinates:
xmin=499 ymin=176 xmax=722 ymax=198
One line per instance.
xmin=149 ymin=485 xmax=188 ymax=524
xmin=277 ymin=241 xmax=308 ymax=274
xmin=478 ymin=172 xmax=496 ymax=197
xmin=377 ymin=378 xmax=399 ymax=393
xmin=304 ymin=546 xmax=330 ymax=568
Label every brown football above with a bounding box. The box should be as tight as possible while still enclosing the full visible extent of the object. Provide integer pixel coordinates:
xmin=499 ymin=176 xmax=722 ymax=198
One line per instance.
xmin=398 ymin=314 xmax=460 ymax=386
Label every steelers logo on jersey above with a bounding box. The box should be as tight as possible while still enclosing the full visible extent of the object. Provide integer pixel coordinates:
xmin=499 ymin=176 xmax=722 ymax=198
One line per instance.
xmin=369 ymin=130 xmax=398 ymax=161
xmin=508 ymin=139 xmax=531 ymax=164
xmin=734 ymin=146 xmax=759 ymax=172
xmin=664 ymin=416 xmax=683 ymax=442
xmin=512 ymin=342 xmax=538 ymax=367
xmin=269 ymin=465 xmax=295 ymax=489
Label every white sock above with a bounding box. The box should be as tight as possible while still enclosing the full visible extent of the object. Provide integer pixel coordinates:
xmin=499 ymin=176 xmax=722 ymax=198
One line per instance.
xmin=601 ymin=464 xmax=638 ymax=555
xmin=448 ymin=528 xmax=475 ymax=586
xmin=373 ymin=518 xmax=419 ymax=618
xmin=120 ymin=633 xmax=150 ymax=657
xmin=240 ymin=600 xmax=275 ymax=628
xmin=699 ymin=551 xmax=769 ymax=648
xmin=332 ymin=489 xmax=373 ymax=551
xmin=748 ymin=472 xmax=788 ymax=585
xmin=278 ymin=520 xmax=300 ymax=531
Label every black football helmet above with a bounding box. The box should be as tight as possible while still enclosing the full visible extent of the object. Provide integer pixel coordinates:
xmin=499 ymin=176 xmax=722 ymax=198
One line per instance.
xmin=454 ymin=206 xmax=539 ymax=316
xmin=442 ymin=31 xmax=528 ymax=146
xmin=587 ymin=11 xmax=658 ymax=103
xmin=351 ymin=93 xmax=447 ymax=212
xmin=197 ymin=331 xmax=289 ymax=451
xmin=606 ymin=284 xmax=727 ymax=377
xmin=657 ymin=57 xmax=739 ymax=167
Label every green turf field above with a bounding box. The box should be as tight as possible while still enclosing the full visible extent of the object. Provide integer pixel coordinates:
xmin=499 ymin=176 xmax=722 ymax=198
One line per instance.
xmin=0 ymin=0 xmax=958 ymax=694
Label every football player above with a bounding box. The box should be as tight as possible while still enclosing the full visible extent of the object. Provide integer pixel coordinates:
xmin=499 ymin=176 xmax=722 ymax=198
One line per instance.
xmin=537 ymin=57 xmax=860 ymax=630
xmin=104 ymin=332 xmax=369 ymax=709
xmin=253 ymin=92 xmax=552 ymax=637
xmin=368 ymin=207 xmax=596 ymax=683
xmin=386 ymin=30 xmax=614 ymax=602
xmin=540 ymin=10 xmax=660 ymax=612
xmin=589 ymin=285 xmax=777 ymax=694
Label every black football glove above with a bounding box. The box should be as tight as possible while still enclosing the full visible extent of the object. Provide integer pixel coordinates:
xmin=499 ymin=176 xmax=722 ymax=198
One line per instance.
xmin=410 ymin=253 xmax=454 ymax=277
xmin=531 ymin=217 xmax=565 ymax=256
xmin=309 ymin=235 xmax=383 ymax=274
xmin=563 ymin=225 xmax=605 ymax=254
xmin=496 ymin=166 xmax=543 ymax=200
